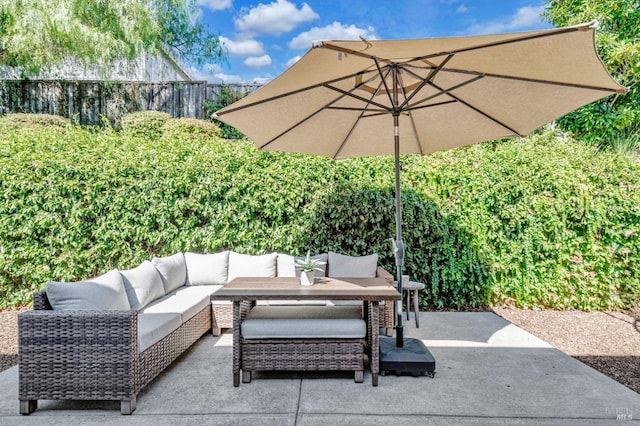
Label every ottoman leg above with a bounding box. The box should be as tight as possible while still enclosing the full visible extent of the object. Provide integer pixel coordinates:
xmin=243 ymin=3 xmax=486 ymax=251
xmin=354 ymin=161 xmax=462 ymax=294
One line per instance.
xmin=121 ymin=396 xmax=136 ymax=415
xmin=19 ymin=399 xmax=37 ymax=415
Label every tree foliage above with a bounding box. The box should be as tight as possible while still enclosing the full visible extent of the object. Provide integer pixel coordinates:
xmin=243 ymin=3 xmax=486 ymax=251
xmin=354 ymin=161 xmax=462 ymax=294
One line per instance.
xmin=544 ymin=0 xmax=640 ymax=144
xmin=0 ymin=0 xmax=224 ymax=76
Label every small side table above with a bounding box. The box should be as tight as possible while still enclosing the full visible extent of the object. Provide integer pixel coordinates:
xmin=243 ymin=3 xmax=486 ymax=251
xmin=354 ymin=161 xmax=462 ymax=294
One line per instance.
xmin=397 ymin=281 xmax=425 ymax=328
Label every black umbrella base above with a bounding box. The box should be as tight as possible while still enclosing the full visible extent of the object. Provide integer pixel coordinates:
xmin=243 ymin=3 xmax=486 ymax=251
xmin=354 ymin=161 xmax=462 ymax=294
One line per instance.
xmin=379 ymin=336 xmax=436 ymax=378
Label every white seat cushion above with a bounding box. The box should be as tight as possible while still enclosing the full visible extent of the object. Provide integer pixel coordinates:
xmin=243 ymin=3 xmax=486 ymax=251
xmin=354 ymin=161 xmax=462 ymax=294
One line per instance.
xmin=326 ymin=300 xmax=363 ymax=306
xmin=266 ymin=299 xmax=327 ymax=306
xmin=241 ymin=306 xmax=366 ymax=339
xmin=173 ymin=284 xmax=223 ymax=299
xmin=141 ymin=285 xmax=221 ymax=323
xmin=137 ymin=312 xmax=182 ymax=353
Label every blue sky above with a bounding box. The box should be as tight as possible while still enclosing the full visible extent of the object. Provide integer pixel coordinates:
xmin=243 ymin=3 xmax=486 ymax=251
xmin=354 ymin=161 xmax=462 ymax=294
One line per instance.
xmin=193 ymin=0 xmax=552 ymax=84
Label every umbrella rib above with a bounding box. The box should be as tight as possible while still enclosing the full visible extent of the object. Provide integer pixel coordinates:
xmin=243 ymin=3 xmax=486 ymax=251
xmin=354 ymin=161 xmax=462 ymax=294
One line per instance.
xmin=323 ymin=83 xmax=391 ymax=111
xmin=258 ymin=88 xmax=359 ymax=150
xmin=406 ymin=75 xmax=484 ymax=110
xmin=398 ymin=54 xmax=454 ymax=111
xmin=375 ymin=58 xmax=398 ymax=112
xmin=260 ymin=68 xmax=391 ymax=152
xmin=431 ymin=81 xmax=522 ymax=135
xmin=326 ymin=106 xmax=387 ymax=113
xmin=406 ymin=99 xmax=460 ymax=112
xmin=334 ymin=72 xmax=390 ymax=159
xmin=215 ymin=69 xmax=379 ymax=116
xmin=439 ymin=67 xmax=624 ymax=93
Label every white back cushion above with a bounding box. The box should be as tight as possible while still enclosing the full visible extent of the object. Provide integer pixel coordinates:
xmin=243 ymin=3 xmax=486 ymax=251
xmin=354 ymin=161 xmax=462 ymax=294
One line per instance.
xmin=327 ymin=252 xmax=378 ymax=278
xmin=185 ymin=251 xmax=229 ymax=285
xmin=120 ymin=261 xmax=165 ymax=311
xmin=46 ymin=269 xmax=130 ymax=311
xmin=228 ymin=252 xmax=277 ymax=282
xmin=152 ymin=252 xmax=187 ymax=293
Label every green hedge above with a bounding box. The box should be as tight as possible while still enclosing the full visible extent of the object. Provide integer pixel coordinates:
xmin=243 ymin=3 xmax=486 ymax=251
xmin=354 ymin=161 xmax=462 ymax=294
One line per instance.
xmin=120 ymin=111 xmax=171 ymax=138
xmin=0 ymin=125 xmax=638 ymax=310
xmin=0 ymin=113 xmax=69 ymax=130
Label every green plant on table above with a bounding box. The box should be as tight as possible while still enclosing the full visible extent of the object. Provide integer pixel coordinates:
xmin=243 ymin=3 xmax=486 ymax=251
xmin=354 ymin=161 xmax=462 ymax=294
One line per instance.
xmin=295 ymin=251 xmax=326 ymax=272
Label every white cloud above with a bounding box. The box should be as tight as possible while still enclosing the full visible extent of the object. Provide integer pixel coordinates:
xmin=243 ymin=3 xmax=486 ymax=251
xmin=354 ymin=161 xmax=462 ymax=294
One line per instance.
xmin=509 ymin=6 xmax=547 ymax=29
xmin=214 ymin=72 xmax=244 ymax=83
xmin=191 ymin=63 xmax=271 ymax=84
xmin=456 ymin=4 xmax=468 ymax=13
xmin=244 ymin=55 xmax=272 ymax=68
xmin=288 ymin=21 xmax=378 ymax=50
xmin=235 ymin=0 xmax=319 ymax=37
xmin=286 ymin=55 xmax=302 ymax=67
xmin=220 ymin=36 xmax=265 ymax=57
xmin=197 ymin=0 xmax=232 ymax=11
xmin=251 ymin=76 xmax=272 ymax=85
xmin=204 ymin=63 xmax=223 ymax=73
xmin=188 ymin=64 xmax=239 ymax=83
xmin=466 ymin=5 xmax=547 ymax=35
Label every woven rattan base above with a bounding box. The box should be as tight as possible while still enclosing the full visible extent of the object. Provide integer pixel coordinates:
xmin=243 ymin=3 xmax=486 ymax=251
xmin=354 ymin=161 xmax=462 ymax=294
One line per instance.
xmin=19 ymin=291 xmax=212 ymax=415
xmin=240 ymin=338 xmax=365 ymax=383
xmin=212 ymin=304 xmax=233 ymax=336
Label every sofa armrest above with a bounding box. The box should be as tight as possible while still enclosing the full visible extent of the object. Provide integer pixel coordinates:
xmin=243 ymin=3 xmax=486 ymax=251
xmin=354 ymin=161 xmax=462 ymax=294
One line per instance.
xmin=376 ymin=266 xmax=394 ymax=284
xmin=19 ymin=310 xmax=140 ymax=400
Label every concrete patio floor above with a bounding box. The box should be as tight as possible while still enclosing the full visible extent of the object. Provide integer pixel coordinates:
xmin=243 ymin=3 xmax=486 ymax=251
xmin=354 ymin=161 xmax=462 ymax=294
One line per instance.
xmin=0 ymin=312 xmax=638 ymax=425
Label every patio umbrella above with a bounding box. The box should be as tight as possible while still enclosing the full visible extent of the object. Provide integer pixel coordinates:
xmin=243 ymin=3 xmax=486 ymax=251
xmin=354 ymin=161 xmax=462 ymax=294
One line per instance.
xmin=213 ymin=21 xmax=626 ymax=350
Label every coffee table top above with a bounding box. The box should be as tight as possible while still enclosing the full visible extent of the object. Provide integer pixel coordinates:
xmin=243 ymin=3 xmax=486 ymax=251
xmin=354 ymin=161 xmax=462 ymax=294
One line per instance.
xmin=211 ymin=277 xmax=401 ymax=301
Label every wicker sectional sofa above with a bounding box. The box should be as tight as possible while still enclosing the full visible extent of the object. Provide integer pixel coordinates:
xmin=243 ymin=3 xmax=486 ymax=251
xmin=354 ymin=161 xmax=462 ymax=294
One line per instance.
xmin=18 ymin=251 xmax=395 ymax=415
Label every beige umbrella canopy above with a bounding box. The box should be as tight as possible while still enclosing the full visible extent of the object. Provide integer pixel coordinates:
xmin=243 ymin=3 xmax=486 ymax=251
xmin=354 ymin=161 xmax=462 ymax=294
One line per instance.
xmin=214 ymin=21 xmax=625 ymax=348
xmin=215 ymin=21 xmax=625 ymax=159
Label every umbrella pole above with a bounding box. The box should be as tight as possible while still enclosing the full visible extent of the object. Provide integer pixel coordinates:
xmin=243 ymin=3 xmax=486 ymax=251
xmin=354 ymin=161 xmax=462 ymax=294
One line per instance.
xmin=393 ymin=111 xmax=405 ymax=348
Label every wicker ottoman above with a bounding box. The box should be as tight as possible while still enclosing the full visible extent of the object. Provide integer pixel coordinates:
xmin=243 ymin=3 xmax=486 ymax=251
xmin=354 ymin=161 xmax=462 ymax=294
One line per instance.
xmin=239 ymin=305 xmax=366 ymax=383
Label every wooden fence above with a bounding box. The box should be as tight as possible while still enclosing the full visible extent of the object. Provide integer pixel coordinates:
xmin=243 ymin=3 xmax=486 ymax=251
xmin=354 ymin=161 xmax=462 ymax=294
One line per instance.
xmin=0 ymin=80 xmax=261 ymax=126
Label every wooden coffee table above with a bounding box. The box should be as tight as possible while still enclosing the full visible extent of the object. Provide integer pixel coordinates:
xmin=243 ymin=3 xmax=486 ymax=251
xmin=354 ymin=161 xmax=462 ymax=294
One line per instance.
xmin=211 ymin=277 xmax=400 ymax=386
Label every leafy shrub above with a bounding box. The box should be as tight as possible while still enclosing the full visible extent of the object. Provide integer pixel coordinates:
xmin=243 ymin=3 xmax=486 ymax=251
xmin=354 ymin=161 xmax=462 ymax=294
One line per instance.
xmin=120 ymin=110 xmax=171 ymax=138
xmin=161 ymin=118 xmax=220 ymax=140
xmin=0 ymin=126 xmax=638 ymax=310
xmin=0 ymin=113 xmax=69 ymax=130
xmin=205 ymin=84 xmax=250 ymax=139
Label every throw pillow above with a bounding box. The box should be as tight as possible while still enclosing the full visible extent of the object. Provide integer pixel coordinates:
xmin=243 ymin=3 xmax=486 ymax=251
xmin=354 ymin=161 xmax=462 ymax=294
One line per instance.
xmin=228 ymin=252 xmax=277 ymax=282
xmin=152 ymin=252 xmax=187 ymax=293
xmin=277 ymin=253 xmax=328 ymax=277
xmin=120 ymin=261 xmax=165 ymax=311
xmin=327 ymin=252 xmax=378 ymax=278
xmin=185 ymin=251 xmax=229 ymax=285
xmin=45 ymin=269 xmax=130 ymax=311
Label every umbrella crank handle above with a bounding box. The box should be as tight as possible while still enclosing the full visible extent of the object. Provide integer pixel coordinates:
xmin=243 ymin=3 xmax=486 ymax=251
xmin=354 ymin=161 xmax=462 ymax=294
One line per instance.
xmin=390 ymin=238 xmax=404 ymax=267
